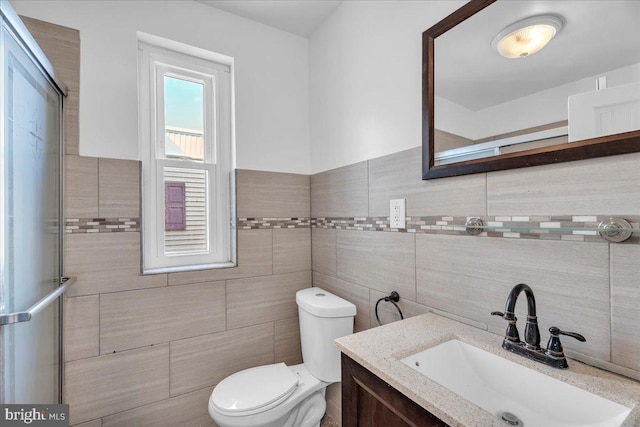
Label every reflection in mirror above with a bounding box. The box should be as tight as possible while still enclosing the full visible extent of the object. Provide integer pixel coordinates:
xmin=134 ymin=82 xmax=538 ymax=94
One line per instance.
xmin=433 ymin=0 xmax=640 ymax=166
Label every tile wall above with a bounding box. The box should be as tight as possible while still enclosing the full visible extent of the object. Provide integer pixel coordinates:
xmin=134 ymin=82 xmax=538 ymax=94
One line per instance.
xmin=63 ymin=168 xmax=311 ymax=426
xmin=25 ymin=18 xmax=312 ymax=426
xmin=27 ymin=14 xmax=640 ymax=427
xmin=313 ymin=147 xmax=640 ymax=425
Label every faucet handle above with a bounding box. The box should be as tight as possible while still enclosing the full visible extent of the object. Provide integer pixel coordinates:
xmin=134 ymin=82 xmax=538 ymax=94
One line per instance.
xmin=491 ymin=311 xmax=518 ymax=322
xmin=491 ymin=311 xmax=520 ymax=343
xmin=546 ymin=326 xmax=586 ymax=361
xmin=491 ymin=311 xmax=517 ymax=320
xmin=549 ymin=327 xmax=586 ymax=342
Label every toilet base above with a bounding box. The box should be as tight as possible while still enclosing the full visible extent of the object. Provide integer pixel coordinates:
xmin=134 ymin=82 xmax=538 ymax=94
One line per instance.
xmin=209 ymin=388 xmax=326 ymax=427
xmin=278 ymin=389 xmax=326 ymax=427
xmin=209 ymin=364 xmax=329 ymax=427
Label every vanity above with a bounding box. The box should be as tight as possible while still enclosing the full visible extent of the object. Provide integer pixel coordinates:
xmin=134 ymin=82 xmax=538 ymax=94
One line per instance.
xmin=336 ymin=313 xmax=640 ymax=427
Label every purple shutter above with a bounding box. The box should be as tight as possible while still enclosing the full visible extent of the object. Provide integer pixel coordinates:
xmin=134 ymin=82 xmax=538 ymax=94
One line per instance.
xmin=165 ymin=181 xmax=186 ymax=231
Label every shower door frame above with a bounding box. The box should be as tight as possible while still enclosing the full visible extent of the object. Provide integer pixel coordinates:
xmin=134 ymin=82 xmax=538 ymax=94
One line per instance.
xmin=0 ymin=0 xmax=68 ymax=404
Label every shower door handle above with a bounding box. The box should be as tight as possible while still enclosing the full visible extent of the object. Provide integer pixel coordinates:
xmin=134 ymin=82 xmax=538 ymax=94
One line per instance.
xmin=0 ymin=276 xmax=77 ymax=326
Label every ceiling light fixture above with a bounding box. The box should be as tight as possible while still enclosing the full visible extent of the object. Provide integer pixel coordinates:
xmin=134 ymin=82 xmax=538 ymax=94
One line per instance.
xmin=491 ymin=15 xmax=563 ymax=59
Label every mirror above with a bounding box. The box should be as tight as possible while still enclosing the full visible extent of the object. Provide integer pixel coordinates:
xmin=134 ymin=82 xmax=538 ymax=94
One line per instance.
xmin=422 ymin=0 xmax=640 ymax=179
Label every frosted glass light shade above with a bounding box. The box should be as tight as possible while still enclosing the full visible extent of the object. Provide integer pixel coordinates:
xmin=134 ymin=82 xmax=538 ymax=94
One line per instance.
xmin=491 ymin=15 xmax=563 ymax=59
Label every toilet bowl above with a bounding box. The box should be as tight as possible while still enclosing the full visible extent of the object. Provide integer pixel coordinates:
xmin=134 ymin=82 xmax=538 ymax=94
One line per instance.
xmin=208 ymin=287 xmax=356 ymax=427
xmin=208 ymin=363 xmax=327 ymax=427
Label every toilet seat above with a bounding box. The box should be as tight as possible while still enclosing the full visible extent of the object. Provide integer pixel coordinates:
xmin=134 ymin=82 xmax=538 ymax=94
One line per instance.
xmin=211 ymin=363 xmax=299 ymax=416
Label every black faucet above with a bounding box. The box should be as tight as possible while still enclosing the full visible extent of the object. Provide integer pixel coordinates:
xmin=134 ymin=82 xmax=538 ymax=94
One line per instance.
xmin=492 ymin=283 xmax=586 ymax=369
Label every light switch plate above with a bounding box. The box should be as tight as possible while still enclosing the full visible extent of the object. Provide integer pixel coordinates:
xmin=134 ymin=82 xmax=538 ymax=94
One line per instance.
xmin=390 ymin=199 xmax=406 ymax=229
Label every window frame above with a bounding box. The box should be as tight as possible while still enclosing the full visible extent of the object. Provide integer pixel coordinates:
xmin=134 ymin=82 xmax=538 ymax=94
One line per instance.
xmin=139 ymin=38 xmax=236 ymax=274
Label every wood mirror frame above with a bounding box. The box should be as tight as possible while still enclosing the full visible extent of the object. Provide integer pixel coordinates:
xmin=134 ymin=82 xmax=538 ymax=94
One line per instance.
xmin=422 ymin=0 xmax=640 ymax=180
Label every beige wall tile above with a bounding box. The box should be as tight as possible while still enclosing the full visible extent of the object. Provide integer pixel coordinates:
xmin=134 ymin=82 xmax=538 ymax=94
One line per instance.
xmin=311 ymin=162 xmax=368 ymax=217
xmin=64 ymin=295 xmax=99 ymax=362
xmin=475 ymin=121 xmax=568 ymax=144
xmin=65 ymin=344 xmax=169 ymax=425
xmin=65 ymin=232 xmax=167 ymax=297
xmin=420 ymin=305 xmax=487 ymax=331
xmin=611 ymin=244 xmax=640 ymax=372
xmin=313 ymin=272 xmax=370 ymax=332
xmin=369 ymin=289 xmax=429 ymax=328
xmin=416 ymin=234 xmax=611 ymax=360
xmin=227 ymin=271 xmax=311 ymax=329
xmin=170 ymin=323 xmax=274 ymax=396
xmin=487 ymin=153 xmax=640 ymax=215
xmin=100 ymin=282 xmax=225 ymax=353
xmin=434 ymin=129 xmax=473 ymax=152
xmin=98 ymin=158 xmax=140 ymax=218
xmin=65 ymin=155 xmax=98 ymax=218
xmin=336 ymin=230 xmax=416 ymax=301
xmin=273 ymin=228 xmax=311 ymax=274
xmin=64 ymin=90 xmax=80 ymax=156
xmin=368 ymin=147 xmax=487 ymax=217
xmin=69 ymin=267 xmax=167 ymax=297
xmin=21 ymin=16 xmax=80 ymax=91
xmin=72 ymin=420 xmax=102 ymax=427
xmin=237 ymin=170 xmax=310 ymax=218
xmin=312 ymin=228 xmax=336 ymax=277
xmin=65 ymin=232 xmax=138 ymax=274
xmin=102 ymin=387 xmax=214 ymax=427
xmin=22 ymin=17 xmax=80 ymax=155
xmin=169 ymin=229 xmax=272 ymax=285
xmin=275 ymin=317 xmax=302 ymax=365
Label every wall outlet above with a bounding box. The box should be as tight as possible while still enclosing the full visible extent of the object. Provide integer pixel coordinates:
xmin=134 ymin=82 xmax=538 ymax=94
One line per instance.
xmin=390 ymin=199 xmax=406 ymax=229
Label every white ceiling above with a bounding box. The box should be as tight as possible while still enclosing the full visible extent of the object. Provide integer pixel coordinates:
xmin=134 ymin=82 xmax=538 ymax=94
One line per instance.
xmin=196 ymin=0 xmax=342 ymax=37
xmin=436 ymin=1 xmax=640 ymax=111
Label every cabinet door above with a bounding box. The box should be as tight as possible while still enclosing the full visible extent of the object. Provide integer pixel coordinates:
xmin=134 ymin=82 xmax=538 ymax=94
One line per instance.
xmin=342 ymin=354 xmax=448 ymax=427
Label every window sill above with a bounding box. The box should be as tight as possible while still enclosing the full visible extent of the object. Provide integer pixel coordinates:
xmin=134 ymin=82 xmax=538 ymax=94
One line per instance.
xmin=142 ymin=261 xmax=237 ymax=275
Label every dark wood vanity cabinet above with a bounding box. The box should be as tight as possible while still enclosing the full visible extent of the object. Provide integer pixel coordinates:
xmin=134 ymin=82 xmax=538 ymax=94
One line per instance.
xmin=341 ymin=354 xmax=449 ymax=427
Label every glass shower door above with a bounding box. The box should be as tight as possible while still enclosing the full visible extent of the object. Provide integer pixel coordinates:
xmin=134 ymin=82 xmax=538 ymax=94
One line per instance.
xmin=0 ymin=16 xmax=63 ymax=404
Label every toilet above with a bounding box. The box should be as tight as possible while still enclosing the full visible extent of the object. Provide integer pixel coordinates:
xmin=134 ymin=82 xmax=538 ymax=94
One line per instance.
xmin=208 ymin=287 xmax=356 ymax=427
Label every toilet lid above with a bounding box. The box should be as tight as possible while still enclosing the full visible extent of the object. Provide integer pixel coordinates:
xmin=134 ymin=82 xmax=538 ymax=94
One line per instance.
xmin=211 ymin=363 xmax=299 ymax=416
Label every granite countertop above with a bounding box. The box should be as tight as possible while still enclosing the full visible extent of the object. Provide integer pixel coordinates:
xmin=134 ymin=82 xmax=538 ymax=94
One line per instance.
xmin=335 ymin=312 xmax=640 ymax=427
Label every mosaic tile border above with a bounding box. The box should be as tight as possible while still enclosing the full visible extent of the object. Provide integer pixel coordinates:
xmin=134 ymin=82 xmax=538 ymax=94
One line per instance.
xmin=237 ymin=217 xmax=311 ymax=229
xmin=66 ymin=215 xmax=640 ymax=244
xmin=65 ymin=218 xmax=140 ymax=233
xmin=312 ymin=215 xmax=640 ymax=243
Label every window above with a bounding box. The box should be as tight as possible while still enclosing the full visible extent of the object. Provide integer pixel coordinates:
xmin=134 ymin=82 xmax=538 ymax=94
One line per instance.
xmin=139 ymin=34 xmax=235 ymax=273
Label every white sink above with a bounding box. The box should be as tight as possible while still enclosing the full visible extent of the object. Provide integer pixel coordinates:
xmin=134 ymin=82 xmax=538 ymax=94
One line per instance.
xmin=401 ymin=340 xmax=631 ymax=427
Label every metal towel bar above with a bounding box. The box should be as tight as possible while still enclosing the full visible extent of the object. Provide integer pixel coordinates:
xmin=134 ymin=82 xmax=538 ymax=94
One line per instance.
xmin=0 ymin=276 xmax=77 ymax=326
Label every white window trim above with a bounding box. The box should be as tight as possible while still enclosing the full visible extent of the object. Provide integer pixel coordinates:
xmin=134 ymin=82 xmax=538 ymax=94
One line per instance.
xmin=139 ymin=37 xmax=236 ymax=274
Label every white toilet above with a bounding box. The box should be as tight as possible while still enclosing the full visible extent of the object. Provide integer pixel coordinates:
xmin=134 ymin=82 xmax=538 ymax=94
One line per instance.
xmin=208 ymin=287 xmax=356 ymax=427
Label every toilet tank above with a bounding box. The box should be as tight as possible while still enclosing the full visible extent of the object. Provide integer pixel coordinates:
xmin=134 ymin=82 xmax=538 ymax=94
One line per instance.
xmin=296 ymin=287 xmax=356 ymax=383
